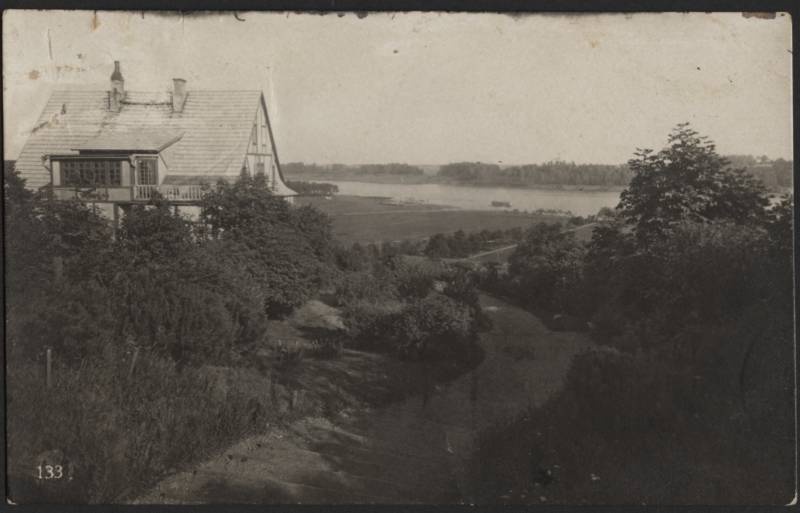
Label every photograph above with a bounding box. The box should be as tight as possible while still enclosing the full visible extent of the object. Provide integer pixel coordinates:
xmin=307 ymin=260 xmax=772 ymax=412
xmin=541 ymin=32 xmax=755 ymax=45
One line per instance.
xmin=2 ymin=9 xmax=795 ymax=505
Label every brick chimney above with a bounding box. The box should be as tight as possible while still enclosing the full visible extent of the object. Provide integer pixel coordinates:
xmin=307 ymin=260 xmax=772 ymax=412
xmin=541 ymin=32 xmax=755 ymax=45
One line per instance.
xmin=109 ymin=60 xmax=125 ymax=112
xmin=172 ymin=78 xmax=187 ymax=113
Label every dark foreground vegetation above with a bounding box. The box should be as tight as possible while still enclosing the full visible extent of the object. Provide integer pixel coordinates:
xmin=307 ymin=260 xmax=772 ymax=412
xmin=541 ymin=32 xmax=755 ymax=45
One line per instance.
xmin=4 ymin=170 xmax=487 ymax=503
xmin=469 ymin=124 xmax=795 ymax=504
xmin=285 ymin=180 xmax=339 ymax=196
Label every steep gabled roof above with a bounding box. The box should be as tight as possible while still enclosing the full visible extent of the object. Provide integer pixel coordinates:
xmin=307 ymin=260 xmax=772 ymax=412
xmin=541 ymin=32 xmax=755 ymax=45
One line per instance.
xmin=15 ymin=89 xmax=265 ymax=189
xmin=73 ymin=129 xmax=184 ymax=153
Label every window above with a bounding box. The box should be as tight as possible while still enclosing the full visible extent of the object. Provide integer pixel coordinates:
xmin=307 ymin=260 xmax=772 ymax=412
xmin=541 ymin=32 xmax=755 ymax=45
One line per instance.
xmin=136 ymin=159 xmax=157 ymax=185
xmin=61 ymin=159 xmax=122 ymax=187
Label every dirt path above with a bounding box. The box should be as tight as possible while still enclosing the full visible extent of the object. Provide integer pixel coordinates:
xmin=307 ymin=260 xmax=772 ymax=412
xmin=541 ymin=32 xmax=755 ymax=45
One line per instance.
xmin=136 ymin=294 xmax=591 ymax=504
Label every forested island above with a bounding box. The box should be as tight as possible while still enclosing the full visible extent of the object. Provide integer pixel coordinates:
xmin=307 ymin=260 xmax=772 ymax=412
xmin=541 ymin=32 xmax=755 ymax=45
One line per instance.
xmin=283 ymin=157 xmax=792 ymax=191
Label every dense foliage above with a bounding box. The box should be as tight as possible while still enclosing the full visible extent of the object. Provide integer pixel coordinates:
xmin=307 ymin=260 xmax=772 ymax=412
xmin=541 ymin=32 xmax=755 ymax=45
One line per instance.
xmin=506 ymin=223 xmax=587 ymax=314
xmin=285 ymin=180 xmax=339 ymax=196
xmin=473 ymin=124 xmax=794 ymax=503
xmin=331 ymin=247 xmax=489 ymax=363
xmin=200 ymin=172 xmax=335 ymax=316
xmin=424 ymin=227 xmax=525 ymax=259
xmin=5 ymin=170 xmax=335 ymax=502
xmin=619 ymin=123 xmax=770 ymax=240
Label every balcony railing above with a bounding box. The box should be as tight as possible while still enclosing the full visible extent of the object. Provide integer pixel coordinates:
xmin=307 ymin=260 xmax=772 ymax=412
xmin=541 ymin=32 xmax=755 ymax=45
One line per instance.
xmin=134 ymin=185 xmax=206 ymax=202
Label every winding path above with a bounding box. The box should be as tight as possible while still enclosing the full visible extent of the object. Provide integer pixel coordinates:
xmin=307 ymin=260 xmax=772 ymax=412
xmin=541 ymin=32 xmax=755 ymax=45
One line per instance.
xmin=137 ymin=294 xmax=591 ymax=504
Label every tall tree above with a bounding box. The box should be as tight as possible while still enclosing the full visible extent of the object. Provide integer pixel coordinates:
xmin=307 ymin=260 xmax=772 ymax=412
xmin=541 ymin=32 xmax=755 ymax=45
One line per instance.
xmin=618 ymin=123 xmax=769 ymax=239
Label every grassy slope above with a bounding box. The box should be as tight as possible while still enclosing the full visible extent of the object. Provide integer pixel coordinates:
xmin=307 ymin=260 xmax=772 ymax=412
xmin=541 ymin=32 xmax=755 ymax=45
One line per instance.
xmin=7 ymin=296 xmax=486 ymax=504
xmin=136 ymin=294 xmax=591 ymax=504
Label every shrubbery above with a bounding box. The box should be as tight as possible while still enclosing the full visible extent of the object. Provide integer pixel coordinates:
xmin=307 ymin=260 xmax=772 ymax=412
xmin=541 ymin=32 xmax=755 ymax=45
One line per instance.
xmin=7 ymin=352 xmax=288 ymax=503
xmin=424 ymin=227 xmax=525 ymax=259
xmin=200 ymin=172 xmax=334 ymax=316
xmin=392 ymin=293 xmax=476 ymax=360
xmin=5 ymin=180 xmax=315 ymax=365
xmin=5 ymin=169 xmax=335 ymax=502
xmin=333 ymin=248 xmax=488 ymax=363
xmin=472 ymin=124 xmax=795 ymax=503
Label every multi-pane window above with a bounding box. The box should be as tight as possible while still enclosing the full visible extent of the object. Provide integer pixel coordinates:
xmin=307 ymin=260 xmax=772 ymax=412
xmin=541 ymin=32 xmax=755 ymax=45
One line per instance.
xmin=61 ymin=160 xmax=122 ymax=187
xmin=136 ymin=159 xmax=157 ymax=185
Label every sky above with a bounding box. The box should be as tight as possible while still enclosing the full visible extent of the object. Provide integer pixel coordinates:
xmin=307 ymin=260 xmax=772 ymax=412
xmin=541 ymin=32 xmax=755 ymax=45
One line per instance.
xmin=3 ymin=11 xmax=793 ymax=165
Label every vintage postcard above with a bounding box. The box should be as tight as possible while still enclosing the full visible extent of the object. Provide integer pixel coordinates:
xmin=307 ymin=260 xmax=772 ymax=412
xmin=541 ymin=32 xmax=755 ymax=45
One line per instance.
xmin=3 ymin=10 xmax=795 ymax=505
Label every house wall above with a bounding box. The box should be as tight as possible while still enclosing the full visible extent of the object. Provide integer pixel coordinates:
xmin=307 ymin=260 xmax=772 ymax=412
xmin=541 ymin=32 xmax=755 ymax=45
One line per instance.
xmin=52 ymin=161 xmax=61 ymax=186
xmin=245 ymin=100 xmax=276 ymax=187
xmin=158 ymin=154 xmax=169 ymax=185
xmin=121 ymin=161 xmax=131 ymax=186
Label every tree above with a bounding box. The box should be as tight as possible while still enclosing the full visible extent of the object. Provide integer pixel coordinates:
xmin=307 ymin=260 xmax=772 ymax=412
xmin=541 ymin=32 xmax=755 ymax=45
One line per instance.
xmin=425 ymin=233 xmax=452 ymax=258
xmin=618 ymin=123 xmax=769 ymax=240
xmin=116 ymin=201 xmax=194 ymax=261
xmin=200 ymin=172 xmax=329 ymax=316
xmin=507 ymin=223 xmax=586 ymax=312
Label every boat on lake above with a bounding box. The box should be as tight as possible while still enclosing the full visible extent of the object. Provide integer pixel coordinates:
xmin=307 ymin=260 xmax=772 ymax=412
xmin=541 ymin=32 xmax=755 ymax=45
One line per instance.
xmin=491 ymin=200 xmax=512 ymax=208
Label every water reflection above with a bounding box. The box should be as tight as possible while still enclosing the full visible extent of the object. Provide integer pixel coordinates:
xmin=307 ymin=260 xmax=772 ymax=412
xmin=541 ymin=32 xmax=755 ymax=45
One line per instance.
xmin=317 ymin=181 xmax=623 ymax=217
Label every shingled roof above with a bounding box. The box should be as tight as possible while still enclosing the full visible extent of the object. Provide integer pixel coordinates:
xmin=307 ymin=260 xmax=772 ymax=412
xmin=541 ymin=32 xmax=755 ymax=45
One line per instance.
xmin=15 ymin=89 xmax=276 ymax=189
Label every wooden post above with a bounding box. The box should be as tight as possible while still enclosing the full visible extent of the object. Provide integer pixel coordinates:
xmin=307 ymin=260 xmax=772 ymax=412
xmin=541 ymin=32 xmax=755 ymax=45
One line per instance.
xmin=46 ymin=349 xmax=52 ymax=389
xmin=128 ymin=347 xmax=140 ymax=378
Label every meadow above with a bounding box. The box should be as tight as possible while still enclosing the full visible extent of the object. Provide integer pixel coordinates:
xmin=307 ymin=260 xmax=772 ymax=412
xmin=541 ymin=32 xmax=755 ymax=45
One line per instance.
xmin=295 ymin=195 xmax=565 ymax=244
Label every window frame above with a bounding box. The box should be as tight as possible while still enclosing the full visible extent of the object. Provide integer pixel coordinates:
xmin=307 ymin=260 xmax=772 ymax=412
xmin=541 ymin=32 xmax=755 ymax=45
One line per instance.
xmin=135 ymin=158 xmax=158 ymax=185
xmin=59 ymin=158 xmax=123 ymax=187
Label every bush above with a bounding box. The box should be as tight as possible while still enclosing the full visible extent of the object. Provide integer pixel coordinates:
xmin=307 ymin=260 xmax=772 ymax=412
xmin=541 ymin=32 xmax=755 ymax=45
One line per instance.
xmin=340 ymin=300 xmax=405 ymax=352
xmin=469 ymin=127 xmax=795 ymax=505
xmin=392 ymin=293 xmax=477 ymax=361
xmin=6 ymin=352 xmax=284 ymax=503
xmin=3 ymin=170 xmax=336 ymax=504
xmin=333 ymin=270 xmax=397 ymax=306
xmin=507 ymin=222 xmax=586 ymax=313
xmin=200 ymin=172 xmax=334 ymax=316
xmin=390 ymin=257 xmax=445 ymax=299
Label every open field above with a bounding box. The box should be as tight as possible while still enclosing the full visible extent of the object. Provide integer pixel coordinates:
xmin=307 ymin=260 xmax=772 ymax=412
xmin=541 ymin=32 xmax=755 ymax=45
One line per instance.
xmin=296 ymin=195 xmax=566 ymax=245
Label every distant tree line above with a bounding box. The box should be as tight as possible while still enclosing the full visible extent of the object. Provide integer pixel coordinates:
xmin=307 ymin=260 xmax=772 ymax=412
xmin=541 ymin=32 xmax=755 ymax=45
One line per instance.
xmin=286 ymin=180 xmax=339 ymax=196
xmin=439 ymin=161 xmax=633 ymax=187
xmin=725 ymin=155 xmax=793 ymax=189
xmin=284 ymin=155 xmax=792 ymax=190
xmin=283 ymin=162 xmax=425 ymax=177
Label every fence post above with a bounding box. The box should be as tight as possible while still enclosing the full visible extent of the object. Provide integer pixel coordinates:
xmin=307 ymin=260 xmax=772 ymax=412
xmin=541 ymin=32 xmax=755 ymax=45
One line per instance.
xmin=128 ymin=347 xmax=140 ymax=379
xmin=46 ymin=348 xmax=53 ymax=389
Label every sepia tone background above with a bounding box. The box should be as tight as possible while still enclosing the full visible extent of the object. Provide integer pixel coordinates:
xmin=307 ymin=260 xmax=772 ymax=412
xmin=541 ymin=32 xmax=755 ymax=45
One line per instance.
xmin=4 ymin=11 xmax=793 ymax=165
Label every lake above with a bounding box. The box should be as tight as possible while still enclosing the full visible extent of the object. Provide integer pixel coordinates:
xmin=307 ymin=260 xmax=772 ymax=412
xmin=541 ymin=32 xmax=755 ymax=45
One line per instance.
xmin=316 ymin=180 xmax=622 ymax=217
